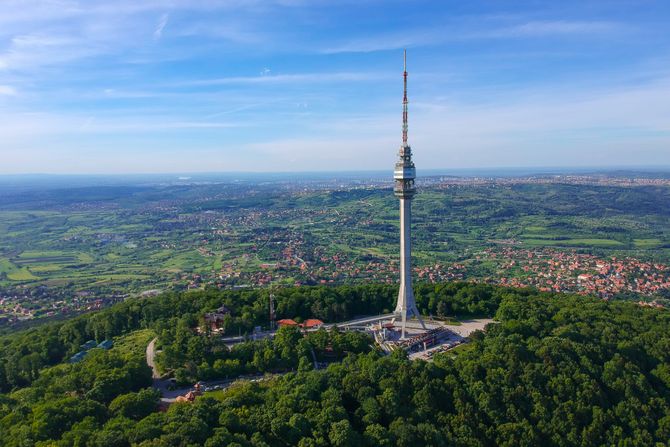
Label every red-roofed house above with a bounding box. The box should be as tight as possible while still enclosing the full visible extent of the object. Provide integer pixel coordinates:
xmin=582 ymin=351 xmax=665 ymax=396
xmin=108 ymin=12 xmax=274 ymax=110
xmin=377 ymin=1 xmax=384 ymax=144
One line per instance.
xmin=277 ymin=319 xmax=299 ymax=327
xmin=302 ymin=319 xmax=324 ymax=329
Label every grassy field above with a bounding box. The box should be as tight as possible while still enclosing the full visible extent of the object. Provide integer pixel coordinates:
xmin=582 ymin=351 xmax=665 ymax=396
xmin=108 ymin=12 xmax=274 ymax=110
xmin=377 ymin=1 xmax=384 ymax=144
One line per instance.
xmin=112 ymin=329 xmax=155 ymax=356
xmin=0 ymin=258 xmax=18 ymax=277
xmin=633 ymin=238 xmax=664 ymax=248
xmin=522 ymin=238 xmax=625 ymax=247
xmin=447 ymin=342 xmax=476 ymax=357
xmin=7 ymin=267 xmax=39 ymax=281
xmin=1 ymin=258 xmax=39 ymax=281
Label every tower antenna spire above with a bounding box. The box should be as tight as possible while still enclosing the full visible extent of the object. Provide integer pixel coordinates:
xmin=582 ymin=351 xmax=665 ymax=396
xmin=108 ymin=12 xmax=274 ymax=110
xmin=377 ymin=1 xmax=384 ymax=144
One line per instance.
xmin=402 ymin=49 xmax=408 ymax=146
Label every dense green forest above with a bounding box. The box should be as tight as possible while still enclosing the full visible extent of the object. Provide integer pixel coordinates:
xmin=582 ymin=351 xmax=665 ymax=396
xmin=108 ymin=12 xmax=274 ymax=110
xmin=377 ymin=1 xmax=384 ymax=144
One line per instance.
xmin=0 ymin=283 xmax=669 ymax=446
xmin=0 ymin=282 xmax=500 ymax=392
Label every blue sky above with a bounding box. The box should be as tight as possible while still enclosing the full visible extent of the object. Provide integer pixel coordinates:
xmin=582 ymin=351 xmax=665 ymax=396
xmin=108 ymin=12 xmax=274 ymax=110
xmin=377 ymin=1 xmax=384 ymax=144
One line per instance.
xmin=0 ymin=0 xmax=669 ymax=174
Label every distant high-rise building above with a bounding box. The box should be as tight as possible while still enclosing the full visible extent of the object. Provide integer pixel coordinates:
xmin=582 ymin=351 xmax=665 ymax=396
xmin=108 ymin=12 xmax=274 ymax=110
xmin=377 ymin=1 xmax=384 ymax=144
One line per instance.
xmin=394 ymin=50 xmax=425 ymax=338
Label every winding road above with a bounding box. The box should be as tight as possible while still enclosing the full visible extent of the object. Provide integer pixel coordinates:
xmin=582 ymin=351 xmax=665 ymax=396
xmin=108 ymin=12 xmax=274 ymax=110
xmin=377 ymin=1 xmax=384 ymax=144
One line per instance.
xmin=146 ymin=338 xmax=183 ymax=402
xmin=146 ymin=318 xmax=495 ymax=403
xmin=146 ymin=337 xmax=280 ymax=403
xmin=146 ymin=338 xmax=160 ymax=379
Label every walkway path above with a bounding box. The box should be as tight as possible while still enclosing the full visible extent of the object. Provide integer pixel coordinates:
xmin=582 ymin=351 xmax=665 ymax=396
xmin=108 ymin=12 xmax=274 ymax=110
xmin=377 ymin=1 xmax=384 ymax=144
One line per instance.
xmin=146 ymin=318 xmax=495 ymax=401
xmin=146 ymin=338 xmax=160 ymax=379
xmin=447 ymin=318 xmax=494 ymax=337
xmin=146 ymin=338 xmax=179 ymax=401
xmin=146 ymin=337 xmax=284 ymax=403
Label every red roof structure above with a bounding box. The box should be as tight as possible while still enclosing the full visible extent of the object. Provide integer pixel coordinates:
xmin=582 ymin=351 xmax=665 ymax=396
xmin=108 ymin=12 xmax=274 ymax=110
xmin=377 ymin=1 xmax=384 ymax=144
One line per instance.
xmin=277 ymin=319 xmax=299 ymax=326
xmin=302 ymin=319 xmax=324 ymax=328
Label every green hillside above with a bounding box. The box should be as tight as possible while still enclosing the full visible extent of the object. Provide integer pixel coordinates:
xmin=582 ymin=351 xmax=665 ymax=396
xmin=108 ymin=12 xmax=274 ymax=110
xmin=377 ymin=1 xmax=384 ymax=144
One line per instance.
xmin=0 ymin=283 xmax=668 ymax=446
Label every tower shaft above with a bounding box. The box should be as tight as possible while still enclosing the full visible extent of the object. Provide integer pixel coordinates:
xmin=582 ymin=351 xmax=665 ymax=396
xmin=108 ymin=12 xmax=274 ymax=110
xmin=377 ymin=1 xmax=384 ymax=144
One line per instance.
xmin=395 ymin=197 xmax=417 ymax=312
xmin=393 ymin=50 xmax=424 ymax=339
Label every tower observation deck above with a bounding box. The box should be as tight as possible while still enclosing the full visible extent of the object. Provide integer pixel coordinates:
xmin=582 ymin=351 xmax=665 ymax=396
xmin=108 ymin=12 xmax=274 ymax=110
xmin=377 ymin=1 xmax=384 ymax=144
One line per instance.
xmin=394 ymin=50 xmax=425 ymax=338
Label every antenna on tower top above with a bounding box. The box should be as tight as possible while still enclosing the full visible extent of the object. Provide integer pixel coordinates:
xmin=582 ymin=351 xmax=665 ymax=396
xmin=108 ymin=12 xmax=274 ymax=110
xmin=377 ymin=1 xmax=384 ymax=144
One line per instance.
xmin=402 ymin=49 xmax=409 ymax=147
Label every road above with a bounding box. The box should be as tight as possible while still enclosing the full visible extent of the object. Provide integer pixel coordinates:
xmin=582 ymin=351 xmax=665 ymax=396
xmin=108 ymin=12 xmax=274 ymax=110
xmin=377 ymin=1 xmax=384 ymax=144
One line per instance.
xmin=217 ymin=315 xmax=490 ymax=345
xmin=146 ymin=338 xmax=161 ymax=379
xmin=326 ymin=313 xmax=396 ymax=328
xmin=147 ymin=318 xmax=495 ymax=401
xmin=146 ymin=337 xmax=284 ymax=403
xmin=216 ymin=313 xmax=396 ymax=346
xmin=146 ymin=337 xmax=178 ymax=401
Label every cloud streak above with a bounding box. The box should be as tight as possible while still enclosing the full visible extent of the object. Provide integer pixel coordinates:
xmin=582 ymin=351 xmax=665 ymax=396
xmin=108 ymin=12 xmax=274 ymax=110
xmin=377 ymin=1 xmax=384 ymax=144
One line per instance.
xmin=0 ymin=85 xmax=17 ymax=95
xmin=469 ymin=20 xmax=624 ymax=39
xmin=321 ymin=19 xmax=625 ymax=54
xmin=176 ymin=71 xmax=389 ymax=86
xmin=153 ymin=13 xmax=169 ymax=40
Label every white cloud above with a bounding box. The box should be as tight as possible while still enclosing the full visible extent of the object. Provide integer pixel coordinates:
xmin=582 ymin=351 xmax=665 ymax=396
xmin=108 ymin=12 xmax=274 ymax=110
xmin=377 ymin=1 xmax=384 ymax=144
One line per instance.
xmin=321 ymin=31 xmax=436 ymax=54
xmin=469 ymin=20 xmax=623 ymax=39
xmin=2 ymin=70 xmax=670 ymax=173
xmin=0 ymin=110 xmax=244 ymax=140
xmin=0 ymin=0 xmax=274 ymax=72
xmin=0 ymin=34 xmax=87 ymax=71
xmin=0 ymin=85 xmax=17 ymax=95
xmin=240 ymin=74 xmax=670 ymax=170
xmin=174 ymin=20 xmax=266 ymax=44
xmin=153 ymin=13 xmax=169 ymax=40
xmin=322 ymin=20 xmax=625 ymax=54
xmin=178 ymin=71 xmax=388 ymax=86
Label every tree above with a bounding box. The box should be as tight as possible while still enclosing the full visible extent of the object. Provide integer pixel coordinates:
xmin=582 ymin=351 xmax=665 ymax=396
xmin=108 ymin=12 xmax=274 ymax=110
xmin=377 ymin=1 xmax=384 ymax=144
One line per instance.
xmin=329 ymin=420 xmax=359 ymax=447
xmin=31 ymin=397 xmax=107 ymax=442
xmin=436 ymin=300 xmax=448 ymax=318
xmin=109 ymin=388 xmax=159 ymax=420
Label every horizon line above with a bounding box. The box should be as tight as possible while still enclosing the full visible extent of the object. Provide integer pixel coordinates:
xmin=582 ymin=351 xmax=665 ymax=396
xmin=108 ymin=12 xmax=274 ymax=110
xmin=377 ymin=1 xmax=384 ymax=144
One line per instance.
xmin=2 ymin=165 xmax=670 ymax=178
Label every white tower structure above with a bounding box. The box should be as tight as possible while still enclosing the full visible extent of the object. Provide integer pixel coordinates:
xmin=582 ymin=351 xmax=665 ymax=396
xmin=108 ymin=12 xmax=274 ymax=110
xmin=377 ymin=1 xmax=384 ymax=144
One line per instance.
xmin=394 ymin=50 xmax=425 ymax=338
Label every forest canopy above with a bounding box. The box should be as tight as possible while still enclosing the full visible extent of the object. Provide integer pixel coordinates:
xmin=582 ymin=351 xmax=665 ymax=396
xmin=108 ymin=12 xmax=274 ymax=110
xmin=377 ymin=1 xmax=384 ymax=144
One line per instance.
xmin=0 ymin=283 xmax=669 ymax=446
